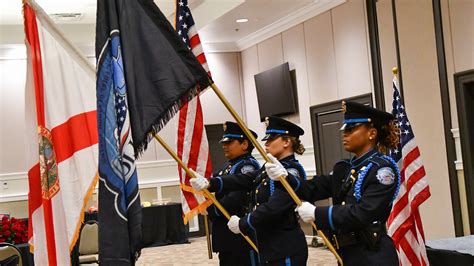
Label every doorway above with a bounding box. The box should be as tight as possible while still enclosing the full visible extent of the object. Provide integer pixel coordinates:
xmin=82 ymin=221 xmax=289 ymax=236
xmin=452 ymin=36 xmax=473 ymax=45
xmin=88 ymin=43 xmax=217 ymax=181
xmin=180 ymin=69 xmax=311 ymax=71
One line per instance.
xmin=310 ymin=94 xmax=373 ymax=175
xmin=454 ymin=69 xmax=474 ymax=234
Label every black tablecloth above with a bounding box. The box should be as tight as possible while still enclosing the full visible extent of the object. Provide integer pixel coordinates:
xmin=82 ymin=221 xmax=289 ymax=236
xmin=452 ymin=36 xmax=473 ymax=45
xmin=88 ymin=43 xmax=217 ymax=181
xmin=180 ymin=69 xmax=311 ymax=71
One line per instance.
xmin=426 ymin=235 xmax=474 ymax=266
xmin=84 ymin=203 xmax=188 ymax=248
xmin=427 ymin=246 xmax=474 ymax=266
xmin=141 ymin=203 xmax=189 ymax=247
xmin=15 ymin=243 xmax=34 ymax=266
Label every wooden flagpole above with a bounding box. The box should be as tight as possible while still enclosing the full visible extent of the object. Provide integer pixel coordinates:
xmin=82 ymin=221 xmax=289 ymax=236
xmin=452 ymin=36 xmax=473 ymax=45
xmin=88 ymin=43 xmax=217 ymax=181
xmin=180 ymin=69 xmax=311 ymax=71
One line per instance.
xmin=209 ymin=82 xmax=343 ymax=265
xmin=153 ymin=134 xmax=259 ymax=253
xmin=203 ymin=214 xmax=213 ymax=259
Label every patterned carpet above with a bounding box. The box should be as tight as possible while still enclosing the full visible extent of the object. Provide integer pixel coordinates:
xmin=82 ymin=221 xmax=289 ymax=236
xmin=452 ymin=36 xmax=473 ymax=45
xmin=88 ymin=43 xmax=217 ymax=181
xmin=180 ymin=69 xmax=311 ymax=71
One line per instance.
xmin=136 ymin=236 xmax=337 ymax=266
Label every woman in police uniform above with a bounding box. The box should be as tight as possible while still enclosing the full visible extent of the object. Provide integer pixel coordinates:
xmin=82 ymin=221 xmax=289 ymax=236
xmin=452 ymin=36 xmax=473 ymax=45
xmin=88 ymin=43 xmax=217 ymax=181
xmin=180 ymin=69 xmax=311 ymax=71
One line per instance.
xmin=207 ymin=121 xmax=260 ymax=266
xmin=191 ymin=116 xmax=308 ymax=265
xmin=267 ymin=101 xmax=401 ymax=266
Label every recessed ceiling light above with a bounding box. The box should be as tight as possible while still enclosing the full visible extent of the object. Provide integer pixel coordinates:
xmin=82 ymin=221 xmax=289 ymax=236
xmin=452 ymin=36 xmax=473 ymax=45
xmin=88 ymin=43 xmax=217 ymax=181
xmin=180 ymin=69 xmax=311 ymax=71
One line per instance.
xmin=236 ymin=18 xmax=249 ymax=23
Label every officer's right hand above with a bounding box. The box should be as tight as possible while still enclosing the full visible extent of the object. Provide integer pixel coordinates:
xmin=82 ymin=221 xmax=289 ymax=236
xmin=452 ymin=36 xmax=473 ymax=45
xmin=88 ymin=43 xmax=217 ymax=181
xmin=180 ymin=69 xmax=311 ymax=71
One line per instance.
xmin=296 ymin=202 xmax=316 ymax=223
xmin=189 ymin=170 xmax=209 ymax=191
xmin=265 ymin=153 xmax=288 ymax=181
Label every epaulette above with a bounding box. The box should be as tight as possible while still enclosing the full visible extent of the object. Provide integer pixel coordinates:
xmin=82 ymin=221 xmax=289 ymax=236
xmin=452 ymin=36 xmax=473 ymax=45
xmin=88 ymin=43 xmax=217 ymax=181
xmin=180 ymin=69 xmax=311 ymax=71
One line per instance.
xmin=369 ymin=155 xmax=393 ymax=168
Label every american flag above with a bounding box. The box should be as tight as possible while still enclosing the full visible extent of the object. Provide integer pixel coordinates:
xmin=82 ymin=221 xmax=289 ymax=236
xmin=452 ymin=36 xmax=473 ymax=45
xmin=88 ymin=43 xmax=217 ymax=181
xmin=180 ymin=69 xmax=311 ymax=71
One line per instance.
xmin=387 ymin=77 xmax=431 ymax=266
xmin=175 ymin=0 xmax=213 ymax=224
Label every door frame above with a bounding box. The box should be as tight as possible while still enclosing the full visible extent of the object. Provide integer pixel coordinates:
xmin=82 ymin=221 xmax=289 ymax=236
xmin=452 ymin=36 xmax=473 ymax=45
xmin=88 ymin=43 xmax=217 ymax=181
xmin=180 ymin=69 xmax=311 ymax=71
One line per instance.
xmin=309 ymin=93 xmax=372 ymax=175
xmin=454 ymin=69 xmax=474 ymax=234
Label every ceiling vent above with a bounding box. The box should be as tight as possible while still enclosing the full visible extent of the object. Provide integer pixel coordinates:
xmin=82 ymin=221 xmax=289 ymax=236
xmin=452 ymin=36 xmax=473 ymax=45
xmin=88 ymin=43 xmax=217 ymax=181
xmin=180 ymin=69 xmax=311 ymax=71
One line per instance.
xmin=49 ymin=13 xmax=84 ymax=22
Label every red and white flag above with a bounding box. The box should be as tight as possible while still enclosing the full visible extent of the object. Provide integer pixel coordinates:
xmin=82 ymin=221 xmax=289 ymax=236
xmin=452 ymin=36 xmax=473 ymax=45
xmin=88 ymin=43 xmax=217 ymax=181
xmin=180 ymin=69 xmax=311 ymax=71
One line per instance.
xmin=175 ymin=0 xmax=213 ymax=224
xmin=387 ymin=77 xmax=431 ymax=266
xmin=23 ymin=1 xmax=98 ymax=265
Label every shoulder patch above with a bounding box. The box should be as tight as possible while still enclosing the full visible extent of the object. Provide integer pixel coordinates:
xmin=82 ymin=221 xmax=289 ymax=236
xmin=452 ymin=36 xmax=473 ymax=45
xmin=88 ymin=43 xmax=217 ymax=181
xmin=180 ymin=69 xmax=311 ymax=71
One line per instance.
xmin=287 ymin=168 xmax=300 ymax=179
xmin=240 ymin=165 xmax=256 ymax=174
xmin=376 ymin=167 xmax=395 ymax=185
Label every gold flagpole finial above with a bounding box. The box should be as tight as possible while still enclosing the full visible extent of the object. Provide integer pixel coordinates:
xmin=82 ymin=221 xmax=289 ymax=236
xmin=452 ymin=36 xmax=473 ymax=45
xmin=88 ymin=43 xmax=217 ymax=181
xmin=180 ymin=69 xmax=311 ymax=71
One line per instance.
xmin=392 ymin=67 xmax=398 ymax=76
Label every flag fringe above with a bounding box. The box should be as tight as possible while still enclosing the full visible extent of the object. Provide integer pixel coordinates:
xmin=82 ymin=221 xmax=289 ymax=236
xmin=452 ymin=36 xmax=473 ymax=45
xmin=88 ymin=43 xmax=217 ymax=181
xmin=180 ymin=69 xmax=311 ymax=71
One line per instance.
xmin=70 ymin=171 xmax=99 ymax=252
xmin=180 ymin=183 xmax=209 ymax=197
xmin=183 ymin=199 xmax=213 ymax=225
xmin=134 ymin=85 xmax=202 ymax=158
xmin=28 ymin=171 xmax=99 ymax=254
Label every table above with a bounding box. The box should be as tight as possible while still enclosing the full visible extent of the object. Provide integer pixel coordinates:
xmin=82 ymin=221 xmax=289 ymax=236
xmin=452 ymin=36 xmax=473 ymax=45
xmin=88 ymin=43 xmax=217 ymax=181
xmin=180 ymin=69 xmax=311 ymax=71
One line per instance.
xmin=426 ymin=235 xmax=474 ymax=266
xmin=84 ymin=202 xmax=188 ymax=248
xmin=141 ymin=203 xmax=189 ymax=247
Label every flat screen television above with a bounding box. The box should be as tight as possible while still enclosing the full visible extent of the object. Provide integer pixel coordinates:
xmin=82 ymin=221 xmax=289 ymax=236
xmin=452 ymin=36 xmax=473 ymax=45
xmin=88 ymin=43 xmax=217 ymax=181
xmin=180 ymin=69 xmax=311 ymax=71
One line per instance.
xmin=254 ymin=62 xmax=298 ymax=121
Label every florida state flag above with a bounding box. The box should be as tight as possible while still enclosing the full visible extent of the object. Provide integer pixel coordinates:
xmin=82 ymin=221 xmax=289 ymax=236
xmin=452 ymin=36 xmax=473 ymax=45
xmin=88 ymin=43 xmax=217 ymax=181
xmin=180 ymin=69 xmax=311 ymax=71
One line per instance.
xmin=23 ymin=1 xmax=98 ymax=265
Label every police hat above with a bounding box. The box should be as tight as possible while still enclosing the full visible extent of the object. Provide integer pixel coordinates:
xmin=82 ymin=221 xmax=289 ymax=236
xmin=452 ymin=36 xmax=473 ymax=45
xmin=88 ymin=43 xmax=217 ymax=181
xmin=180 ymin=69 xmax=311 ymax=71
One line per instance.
xmin=219 ymin=121 xmax=258 ymax=143
xmin=340 ymin=101 xmax=395 ymax=131
xmin=261 ymin=116 xmax=304 ymax=141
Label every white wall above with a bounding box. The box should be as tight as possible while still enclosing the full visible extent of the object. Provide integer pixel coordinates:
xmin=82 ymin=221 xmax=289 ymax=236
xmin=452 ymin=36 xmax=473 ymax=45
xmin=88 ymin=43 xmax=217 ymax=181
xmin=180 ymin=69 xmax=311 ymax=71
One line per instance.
xmin=376 ymin=0 xmax=474 ymax=239
xmin=241 ymin=0 xmax=373 ymax=177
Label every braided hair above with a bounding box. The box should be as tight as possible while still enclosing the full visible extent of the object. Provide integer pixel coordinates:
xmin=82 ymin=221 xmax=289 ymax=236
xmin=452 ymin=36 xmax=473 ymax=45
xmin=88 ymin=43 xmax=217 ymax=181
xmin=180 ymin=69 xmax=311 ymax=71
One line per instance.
xmin=376 ymin=120 xmax=400 ymax=154
xmin=282 ymin=136 xmax=305 ymax=155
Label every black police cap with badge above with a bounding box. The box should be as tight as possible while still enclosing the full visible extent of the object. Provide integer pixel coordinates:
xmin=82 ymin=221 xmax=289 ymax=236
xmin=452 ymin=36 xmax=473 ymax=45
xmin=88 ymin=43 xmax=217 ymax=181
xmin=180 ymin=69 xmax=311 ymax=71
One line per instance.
xmin=340 ymin=101 xmax=395 ymax=137
xmin=261 ymin=116 xmax=304 ymax=141
xmin=219 ymin=121 xmax=258 ymax=143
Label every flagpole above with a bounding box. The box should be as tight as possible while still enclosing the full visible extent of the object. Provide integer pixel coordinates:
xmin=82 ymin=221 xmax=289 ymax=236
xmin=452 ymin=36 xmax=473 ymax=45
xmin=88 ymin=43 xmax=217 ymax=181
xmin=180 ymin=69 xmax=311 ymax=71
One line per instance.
xmin=153 ymin=134 xmax=259 ymax=253
xmin=209 ymin=82 xmax=343 ymax=265
xmin=203 ymin=214 xmax=213 ymax=259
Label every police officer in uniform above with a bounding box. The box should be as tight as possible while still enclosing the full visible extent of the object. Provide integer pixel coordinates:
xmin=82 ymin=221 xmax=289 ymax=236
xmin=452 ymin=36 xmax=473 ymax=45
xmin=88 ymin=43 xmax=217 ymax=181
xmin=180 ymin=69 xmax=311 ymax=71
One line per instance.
xmin=191 ymin=117 xmax=308 ymax=265
xmin=207 ymin=121 xmax=260 ymax=266
xmin=266 ymin=102 xmax=401 ymax=266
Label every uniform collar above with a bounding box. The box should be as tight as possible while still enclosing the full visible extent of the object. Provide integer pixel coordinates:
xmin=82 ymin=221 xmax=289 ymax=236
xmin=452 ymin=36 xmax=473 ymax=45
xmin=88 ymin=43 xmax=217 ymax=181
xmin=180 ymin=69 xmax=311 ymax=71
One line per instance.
xmin=279 ymin=154 xmax=296 ymax=162
xmin=350 ymin=148 xmax=378 ymax=168
xmin=229 ymin=153 xmax=252 ymax=164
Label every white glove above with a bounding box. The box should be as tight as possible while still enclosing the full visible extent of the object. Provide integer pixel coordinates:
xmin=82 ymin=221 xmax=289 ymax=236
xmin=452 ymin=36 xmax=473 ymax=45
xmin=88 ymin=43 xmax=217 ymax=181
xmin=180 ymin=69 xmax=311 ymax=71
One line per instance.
xmin=296 ymin=202 xmax=316 ymax=223
xmin=264 ymin=153 xmax=288 ymax=181
xmin=227 ymin=215 xmax=241 ymax=234
xmin=189 ymin=170 xmax=209 ymax=191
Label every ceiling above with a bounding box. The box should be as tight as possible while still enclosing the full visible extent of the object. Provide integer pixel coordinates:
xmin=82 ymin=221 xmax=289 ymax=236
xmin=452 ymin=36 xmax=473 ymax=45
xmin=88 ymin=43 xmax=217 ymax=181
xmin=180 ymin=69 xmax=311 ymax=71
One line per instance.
xmin=0 ymin=0 xmax=345 ymax=52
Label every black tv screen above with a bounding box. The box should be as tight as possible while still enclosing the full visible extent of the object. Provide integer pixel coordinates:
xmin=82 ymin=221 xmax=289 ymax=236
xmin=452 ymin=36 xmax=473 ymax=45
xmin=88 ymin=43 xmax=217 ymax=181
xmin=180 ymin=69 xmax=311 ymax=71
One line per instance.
xmin=254 ymin=62 xmax=297 ymax=121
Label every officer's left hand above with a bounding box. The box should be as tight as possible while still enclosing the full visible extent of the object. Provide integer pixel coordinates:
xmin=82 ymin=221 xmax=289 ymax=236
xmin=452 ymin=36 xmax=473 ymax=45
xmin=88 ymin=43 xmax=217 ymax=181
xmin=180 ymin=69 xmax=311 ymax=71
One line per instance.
xmin=227 ymin=215 xmax=241 ymax=234
xmin=296 ymin=202 xmax=316 ymax=223
xmin=265 ymin=153 xmax=288 ymax=181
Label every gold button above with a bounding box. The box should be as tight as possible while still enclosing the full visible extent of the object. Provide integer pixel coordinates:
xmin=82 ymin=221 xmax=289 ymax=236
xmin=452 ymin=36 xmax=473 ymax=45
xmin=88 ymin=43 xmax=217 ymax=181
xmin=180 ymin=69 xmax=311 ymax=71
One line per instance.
xmin=373 ymin=232 xmax=377 ymax=237
xmin=256 ymin=189 xmax=259 ymax=194
xmin=256 ymin=203 xmax=260 ymax=206
xmin=263 ymin=182 xmax=267 ymax=186
xmin=342 ymin=201 xmax=346 ymax=205
xmin=351 ymin=169 xmax=356 ymax=174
